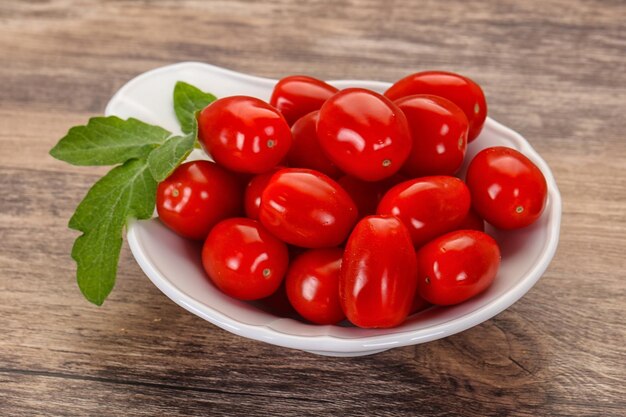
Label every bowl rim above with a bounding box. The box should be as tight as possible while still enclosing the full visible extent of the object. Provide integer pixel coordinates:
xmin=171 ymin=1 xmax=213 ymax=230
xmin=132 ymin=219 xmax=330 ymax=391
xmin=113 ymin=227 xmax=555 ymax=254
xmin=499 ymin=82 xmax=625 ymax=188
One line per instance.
xmin=117 ymin=61 xmax=562 ymax=354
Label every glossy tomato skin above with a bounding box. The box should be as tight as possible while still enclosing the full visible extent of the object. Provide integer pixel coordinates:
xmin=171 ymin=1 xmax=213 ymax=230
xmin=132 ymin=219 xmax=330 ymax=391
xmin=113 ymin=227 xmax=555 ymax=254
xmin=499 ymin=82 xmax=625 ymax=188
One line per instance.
xmin=338 ymin=173 xmax=406 ymax=218
xmin=286 ymin=248 xmax=345 ymax=325
xmin=416 ymin=230 xmax=501 ymax=305
xmin=466 ymin=146 xmax=548 ymax=229
xmin=197 ymin=96 xmax=292 ymax=174
xmin=156 ymin=160 xmax=242 ymax=240
xmin=385 ymin=71 xmax=487 ymax=142
xmin=317 ymin=88 xmax=412 ymax=181
xmin=244 ymin=168 xmax=282 ymax=220
xmin=395 ymin=95 xmax=468 ymax=177
xmin=288 ymin=111 xmax=342 ymax=178
xmin=202 ymin=218 xmax=289 ymax=301
xmin=340 ymin=215 xmax=418 ymax=328
xmin=269 ymin=75 xmax=339 ymax=126
xmin=377 ymin=176 xmax=471 ymax=247
xmin=259 ymin=168 xmax=358 ymax=248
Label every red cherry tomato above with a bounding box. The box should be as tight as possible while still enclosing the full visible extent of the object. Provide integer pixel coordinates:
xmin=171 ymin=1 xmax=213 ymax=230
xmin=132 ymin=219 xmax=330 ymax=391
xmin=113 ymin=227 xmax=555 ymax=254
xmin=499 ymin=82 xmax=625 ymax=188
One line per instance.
xmin=416 ymin=230 xmax=501 ymax=305
xmin=395 ymin=95 xmax=468 ymax=177
xmin=244 ymin=168 xmax=281 ymax=220
xmin=285 ymin=248 xmax=345 ymax=325
xmin=456 ymin=207 xmax=486 ymax=232
xmin=385 ymin=71 xmax=487 ymax=142
xmin=410 ymin=293 xmax=431 ymax=315
xmin=317 ymin=88 xmax=412 ymax=181
xmin=466 ymin=146 xmax=547 ymax=229
xmin=156 ymin=160 xmax=242 ymax=240
xmin=197 ymin=96 xmax=292 ymax=173
xmin=338 ymin=173 xmax=406 ymax=218
xmin=288 ymin=111 xmax=342 ymax=178
xmin=202 ymin=218 xmax=289 ymax=301
xmin=377 ymin=176 xmax=471 ymax=247
xmin=340 ymin=215 xmax=418 ymax=328
xmin=259 ymin=168 xmax=358 ymax=248
xmin=269 ymin=75 xmax=339 ymax=126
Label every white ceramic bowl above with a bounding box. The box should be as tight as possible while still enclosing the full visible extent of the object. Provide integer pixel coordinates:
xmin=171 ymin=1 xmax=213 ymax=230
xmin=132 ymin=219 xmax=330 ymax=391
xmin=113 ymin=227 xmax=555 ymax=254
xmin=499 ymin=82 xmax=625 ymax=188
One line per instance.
xmin=106 ymin=62 xmax=562 ymax=357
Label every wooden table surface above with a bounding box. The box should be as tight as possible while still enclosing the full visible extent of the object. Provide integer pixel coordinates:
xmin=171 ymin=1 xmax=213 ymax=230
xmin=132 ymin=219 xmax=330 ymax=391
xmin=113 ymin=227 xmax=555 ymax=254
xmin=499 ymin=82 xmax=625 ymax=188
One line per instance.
xmin=1 ymin=0 xmax=625 ymax=415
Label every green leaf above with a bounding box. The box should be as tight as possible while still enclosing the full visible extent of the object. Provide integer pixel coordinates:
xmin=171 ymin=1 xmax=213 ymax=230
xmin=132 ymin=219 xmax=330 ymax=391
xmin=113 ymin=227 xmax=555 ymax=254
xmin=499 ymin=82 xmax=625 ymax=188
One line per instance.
xmin=50 ymin=116 xmax=171 ymax=166
xmin=147 ymin=133 xmax=196 ymax=182
xmin=51 ymin=82 xmax=219 ymax=306
xmin=173 ymin=81 xmax=216 ymax=134
xmin=69 ymin=158 xmax=157 ymax=305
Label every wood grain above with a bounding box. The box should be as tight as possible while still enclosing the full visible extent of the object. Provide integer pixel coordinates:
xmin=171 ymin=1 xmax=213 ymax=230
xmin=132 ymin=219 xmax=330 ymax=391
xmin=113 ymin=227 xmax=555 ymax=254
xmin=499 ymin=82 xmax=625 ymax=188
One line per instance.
xmin=1 ymin=0 xmax=625 ymax=415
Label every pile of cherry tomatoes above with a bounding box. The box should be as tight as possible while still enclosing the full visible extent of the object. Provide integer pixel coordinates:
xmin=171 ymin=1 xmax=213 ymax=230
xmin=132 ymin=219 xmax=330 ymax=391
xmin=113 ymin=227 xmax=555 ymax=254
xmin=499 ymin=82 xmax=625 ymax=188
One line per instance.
xmin=156 ymin=71 xmax=548 ymax=329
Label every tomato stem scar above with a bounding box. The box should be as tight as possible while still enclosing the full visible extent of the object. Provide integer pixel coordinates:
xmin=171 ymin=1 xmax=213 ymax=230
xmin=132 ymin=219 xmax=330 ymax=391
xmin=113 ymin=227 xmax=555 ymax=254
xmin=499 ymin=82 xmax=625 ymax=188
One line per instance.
xmin=382 ymin=159 xmax=391 ymax=167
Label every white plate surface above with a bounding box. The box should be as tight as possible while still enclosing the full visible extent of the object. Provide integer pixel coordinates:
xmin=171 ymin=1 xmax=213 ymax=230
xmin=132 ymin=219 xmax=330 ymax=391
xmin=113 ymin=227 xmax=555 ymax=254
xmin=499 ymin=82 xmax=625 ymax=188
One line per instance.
xmin=106 ymin=62 xmax=562 ymax=357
